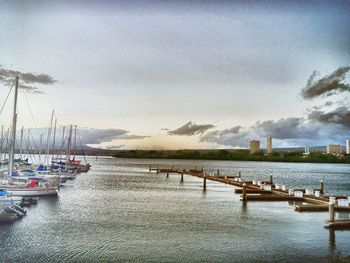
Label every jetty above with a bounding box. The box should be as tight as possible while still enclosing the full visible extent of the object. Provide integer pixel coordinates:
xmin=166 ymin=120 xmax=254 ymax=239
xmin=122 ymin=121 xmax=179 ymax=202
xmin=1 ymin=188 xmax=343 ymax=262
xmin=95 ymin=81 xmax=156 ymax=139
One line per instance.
xmin=149 ymin=166 xmax=350 ymax=229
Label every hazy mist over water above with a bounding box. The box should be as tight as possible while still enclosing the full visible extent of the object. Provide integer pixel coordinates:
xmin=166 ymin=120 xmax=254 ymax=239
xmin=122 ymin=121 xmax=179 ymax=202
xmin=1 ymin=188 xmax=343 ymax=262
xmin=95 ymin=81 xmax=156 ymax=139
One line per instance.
xmin=0 ymin=157 xmax=349 ymax=262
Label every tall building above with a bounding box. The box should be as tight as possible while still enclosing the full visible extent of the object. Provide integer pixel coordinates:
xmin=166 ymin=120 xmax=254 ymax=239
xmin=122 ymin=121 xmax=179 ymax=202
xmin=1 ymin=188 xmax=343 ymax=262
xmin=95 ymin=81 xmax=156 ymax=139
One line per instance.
xmin=250 ymin=140 xmax=260 ymax=154
xmin=326 ymin=144 xmax=342 ymax=155
xmin=266 ymin=136 xmax=272 ymax=154
xmin=346 ymin=140 xmax=350 ymax=154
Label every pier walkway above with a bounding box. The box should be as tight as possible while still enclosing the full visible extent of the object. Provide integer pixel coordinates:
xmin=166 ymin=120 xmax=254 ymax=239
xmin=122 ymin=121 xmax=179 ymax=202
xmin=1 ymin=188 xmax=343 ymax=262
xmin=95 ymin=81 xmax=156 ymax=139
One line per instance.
xmin=149 ymin=166 xmax=350 ymax=229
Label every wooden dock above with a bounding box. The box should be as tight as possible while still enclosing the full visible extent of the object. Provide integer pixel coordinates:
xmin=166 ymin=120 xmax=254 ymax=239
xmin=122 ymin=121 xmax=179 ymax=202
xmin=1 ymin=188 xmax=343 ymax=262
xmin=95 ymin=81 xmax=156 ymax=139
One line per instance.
xmin=149 ymin=165 xmax=350 ymax=229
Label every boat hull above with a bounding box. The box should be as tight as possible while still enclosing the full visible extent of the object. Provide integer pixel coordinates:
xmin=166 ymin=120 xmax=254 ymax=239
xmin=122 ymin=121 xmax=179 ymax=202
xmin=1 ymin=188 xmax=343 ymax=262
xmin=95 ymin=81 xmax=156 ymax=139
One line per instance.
xmin=0 ymin=212 xmax=17 ymax=223
xmin=2 ymin=187 xmax=58 ymax=197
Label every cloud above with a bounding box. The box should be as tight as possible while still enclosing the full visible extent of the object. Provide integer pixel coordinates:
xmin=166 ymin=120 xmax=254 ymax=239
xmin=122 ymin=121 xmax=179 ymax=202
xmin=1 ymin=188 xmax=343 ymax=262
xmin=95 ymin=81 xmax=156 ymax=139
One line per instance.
xmin=301 ymin=66 xmax=350 ymax=99
xmin=199 ymin=117 xmax=350 ymax=148
xmin=0 ymin=66 xmax=57 ymax=94
xmin=77 ymin=128 xmax=149 ymax=144
xmin=22 ymin=127 xmax=148 ymax=147
xmin=200 ymin=126 xmax=249 ymax=147
xmin=308 ymin=106 xmax=350 ymax=128
xmin=168 ymin=121 xmax=215 ymax=136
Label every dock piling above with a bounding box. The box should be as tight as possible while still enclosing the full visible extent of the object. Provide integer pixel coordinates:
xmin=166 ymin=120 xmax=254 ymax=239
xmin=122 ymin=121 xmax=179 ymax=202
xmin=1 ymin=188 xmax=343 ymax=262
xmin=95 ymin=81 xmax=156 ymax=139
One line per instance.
xmin=203 ymin=176 xmax=207 ymax=191
xmin=270 ymin=174 xmax=273 ymax=185
xmin=238 ymin=171 xmax=241 ymax=178
xmin=320 ymin=180 xmax=324 ymax=195
xmin=329 ymin=202 xmax=335 ymax=223
xmin=181 ymin=172 xmax=184 ymax=182
xmin=217 ymin=169 xmax=220 ymax=176
xmin=242 ymin=183 xmax=247 ymax=201
xmin=166 ymin=173 xmax=169 ymax=178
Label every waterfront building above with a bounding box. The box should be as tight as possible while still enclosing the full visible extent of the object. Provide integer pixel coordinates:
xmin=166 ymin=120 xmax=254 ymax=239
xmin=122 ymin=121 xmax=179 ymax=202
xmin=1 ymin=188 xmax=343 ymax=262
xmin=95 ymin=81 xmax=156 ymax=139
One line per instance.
xmin=267 ymin=136 xmax=272 ymax=154
xmin=346 ymin=140 xmax=350 ymax=154
xmin=326 ymin=144 xmax=342 ymax=155
xmin=250 ymin=140 xmax=260 ymax=154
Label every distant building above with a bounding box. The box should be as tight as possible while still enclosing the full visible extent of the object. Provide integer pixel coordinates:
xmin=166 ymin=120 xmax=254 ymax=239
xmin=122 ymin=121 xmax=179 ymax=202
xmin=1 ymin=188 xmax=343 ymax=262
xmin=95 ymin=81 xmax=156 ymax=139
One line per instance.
xmin=346 ymin=140 xmax=350 ymax=154
xmin=250 ymin=140 xmax=260 ymax=154
xmin=326 ymin=144 xmax=342 ymax=155
xmin=266 ymin=136 xmax=272 ymax=154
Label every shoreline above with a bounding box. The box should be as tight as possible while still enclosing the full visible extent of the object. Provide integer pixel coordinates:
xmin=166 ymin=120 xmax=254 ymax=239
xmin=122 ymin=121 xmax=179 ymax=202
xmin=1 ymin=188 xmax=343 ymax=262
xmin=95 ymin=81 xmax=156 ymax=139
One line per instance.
xmin=112 ymin=149 xmax=350 ymax=164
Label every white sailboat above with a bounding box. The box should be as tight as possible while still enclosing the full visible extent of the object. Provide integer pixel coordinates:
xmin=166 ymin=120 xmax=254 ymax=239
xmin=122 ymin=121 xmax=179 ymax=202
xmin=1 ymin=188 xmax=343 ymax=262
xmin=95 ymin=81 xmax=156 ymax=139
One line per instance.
xmin=0 ymin=76 xmax=58 ymax=197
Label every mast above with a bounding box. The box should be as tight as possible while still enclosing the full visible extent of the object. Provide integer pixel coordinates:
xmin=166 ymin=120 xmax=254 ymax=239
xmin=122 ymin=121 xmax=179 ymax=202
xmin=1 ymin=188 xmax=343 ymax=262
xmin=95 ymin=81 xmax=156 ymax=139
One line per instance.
xmin=66 ymin=125 xmax=73 ymax=170
xmin=59 ymin=126 xmax=66 ymax=160
xmin=51 ymin=118 xmax=57 ymax=161
xmin=45 ymin=110 xmax=54 ymax=165
xmin=73 ymin=125 xmax=77 ymax=159
xmin=66 ymin=125 xmax=73 ymax=162
xmin=8 ymin=76 xmax=19 ymax=177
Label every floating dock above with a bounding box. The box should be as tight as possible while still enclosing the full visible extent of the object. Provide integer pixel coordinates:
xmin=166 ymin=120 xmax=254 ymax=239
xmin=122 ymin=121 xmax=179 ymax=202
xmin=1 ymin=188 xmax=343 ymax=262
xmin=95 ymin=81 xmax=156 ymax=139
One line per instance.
xmin=149 ymin=165 xmax=350 ymax=229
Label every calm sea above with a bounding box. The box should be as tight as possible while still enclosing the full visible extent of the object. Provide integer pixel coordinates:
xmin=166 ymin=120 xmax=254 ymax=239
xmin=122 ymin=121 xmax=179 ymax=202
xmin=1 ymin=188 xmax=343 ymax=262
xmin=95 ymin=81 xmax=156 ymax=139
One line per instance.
xmin=1 ymin=157 xmax=349 ymax=262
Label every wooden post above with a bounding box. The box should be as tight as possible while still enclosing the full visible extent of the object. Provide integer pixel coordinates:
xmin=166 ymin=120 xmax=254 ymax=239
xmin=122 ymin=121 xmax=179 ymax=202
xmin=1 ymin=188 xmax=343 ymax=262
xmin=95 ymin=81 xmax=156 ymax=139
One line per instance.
xmin=270 ymin=174 xmax=273 ymax=185
xmin=203 ymin=176 xmax=206 ymax=191
xmin=149 ymin=165 xmax=151 ymax=172
xmin=181 ymin=172 xmax=184 ymax=182
xmin=156 ymin=166 xmax=159 ymax=174
xmin=201 ymin=167 xmax=204 ymax=172
xmin=329 ymin=202 xmax=335 ymax=223
xmin=320 ymin=180 xmax=324 ymax=195
xmin=166 ymin=173 xmax=169 ymax=178
xmin=242 ymin=183 xmax=247 ymax=201
xmin=217 ymin=169 xmax=220 ymax=176
xmin=238 ymin=171 xmax=241 ymax=178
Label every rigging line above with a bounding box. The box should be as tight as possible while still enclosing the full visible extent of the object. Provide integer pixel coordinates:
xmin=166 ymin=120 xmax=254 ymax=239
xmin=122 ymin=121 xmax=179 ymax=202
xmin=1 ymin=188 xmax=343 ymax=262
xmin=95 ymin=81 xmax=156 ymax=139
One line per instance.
xmin=23 ymin=92 xmax=39 ymax=129
xmin=0 ymin=80 xmax=15 ymax=117
xmin=77 ymin=129 xmax=88 ymax=164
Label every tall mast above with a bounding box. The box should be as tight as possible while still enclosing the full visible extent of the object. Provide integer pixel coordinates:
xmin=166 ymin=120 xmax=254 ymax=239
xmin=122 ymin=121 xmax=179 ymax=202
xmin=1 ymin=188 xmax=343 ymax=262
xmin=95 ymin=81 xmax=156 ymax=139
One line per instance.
xmin=59 ymin=126 xmax=66 ymax=160
xmin=45 ymin=110 xmax=54 ymax=164
xmin=51 ymin=118 xmax=57 ymax=161
xmin=8 ymin=76 xmax=19 ymax=176
xmin=66 ymin=125 xmax=73 ymax=163
xmin=73 ymin=125 xmax=77 ymax=159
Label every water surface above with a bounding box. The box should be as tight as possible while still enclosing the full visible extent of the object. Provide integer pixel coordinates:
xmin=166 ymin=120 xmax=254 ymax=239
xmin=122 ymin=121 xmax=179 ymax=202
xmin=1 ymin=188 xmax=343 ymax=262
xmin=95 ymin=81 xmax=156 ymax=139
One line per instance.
xmin=1 ymin=157 xmax=349 ymax=262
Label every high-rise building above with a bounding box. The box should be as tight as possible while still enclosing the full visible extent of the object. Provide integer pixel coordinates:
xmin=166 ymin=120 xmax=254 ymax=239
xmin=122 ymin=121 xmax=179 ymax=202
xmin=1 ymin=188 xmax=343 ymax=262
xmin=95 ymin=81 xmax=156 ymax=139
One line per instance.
xmin=326 ymin=144 xmax=342 ymax=155
xmin=250 ymin=140 xmax=260 ymax=154
xmin=346 ymin=139 xmax=350 ymax=154
xmin=266 ymin=136 xmax=272 ymax=154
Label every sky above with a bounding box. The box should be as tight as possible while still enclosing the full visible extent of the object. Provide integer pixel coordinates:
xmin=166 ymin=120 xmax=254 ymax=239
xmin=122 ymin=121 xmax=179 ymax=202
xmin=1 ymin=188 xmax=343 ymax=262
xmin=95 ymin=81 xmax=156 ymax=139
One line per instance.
xmin=0 ymin=0 xmax=349 ymax=150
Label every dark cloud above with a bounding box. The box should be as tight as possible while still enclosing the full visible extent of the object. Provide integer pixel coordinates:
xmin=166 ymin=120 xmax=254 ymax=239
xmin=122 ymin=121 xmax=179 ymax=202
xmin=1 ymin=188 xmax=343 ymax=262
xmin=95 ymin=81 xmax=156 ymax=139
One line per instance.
xmin=0 ymin=66 xmax=57 ymax=94
xmin=200 ymin=126 xmax=249 ymax=147
xmin=253 ymin=118 xmax=320 ymax=140
xmin=168 ymin=121 xmax=214 ymax=136
xmin=308 ymin=106 xmax=350 ymax=129
xmin=301 ymin=67 xmax=350 ymax=99
xmin=200 ymin=118 xmax=330 ymax=147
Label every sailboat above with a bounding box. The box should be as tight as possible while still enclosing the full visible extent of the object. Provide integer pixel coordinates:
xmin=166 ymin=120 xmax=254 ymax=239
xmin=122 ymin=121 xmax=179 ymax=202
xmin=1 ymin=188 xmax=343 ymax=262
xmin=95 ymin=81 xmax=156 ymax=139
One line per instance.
xmin=0 ymin=76 xmax=58 ymax=197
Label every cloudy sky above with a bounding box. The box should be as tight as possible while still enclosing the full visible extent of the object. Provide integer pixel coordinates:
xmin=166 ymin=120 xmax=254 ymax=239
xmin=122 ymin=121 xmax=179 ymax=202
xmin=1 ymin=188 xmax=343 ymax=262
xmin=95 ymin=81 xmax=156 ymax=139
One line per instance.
xmin=0 ymin=0 xmax=349 ymax=149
